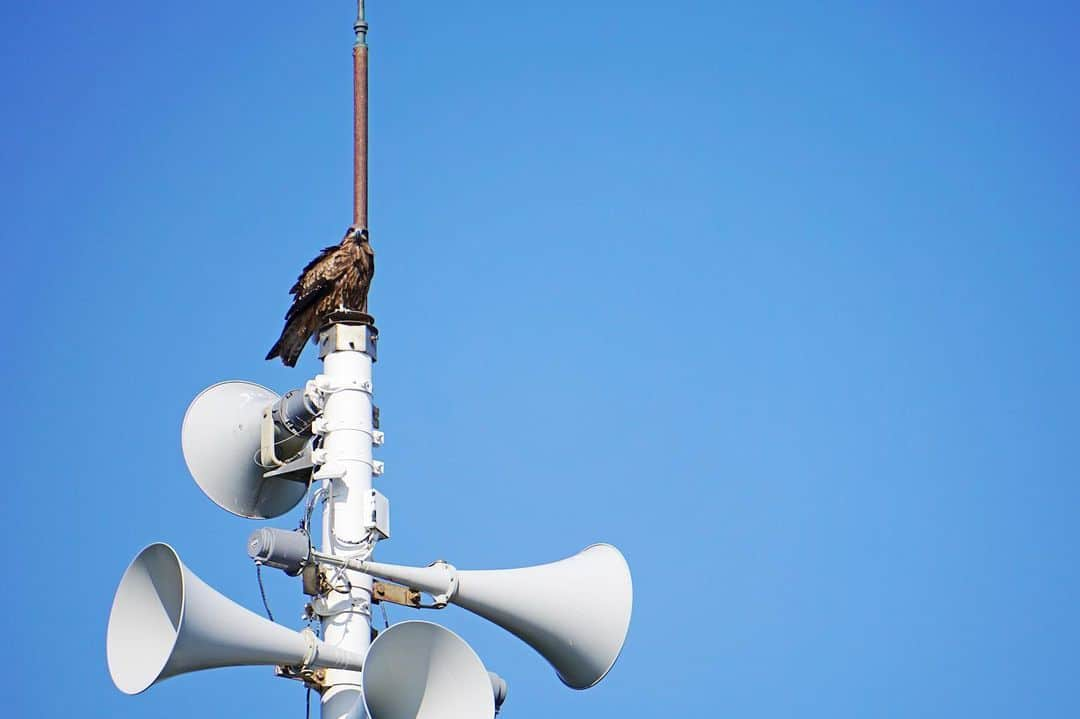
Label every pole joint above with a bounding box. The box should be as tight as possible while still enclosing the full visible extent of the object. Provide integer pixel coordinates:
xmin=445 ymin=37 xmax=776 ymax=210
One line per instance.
xmin=354 ymin=0 xmax=368 ymax=46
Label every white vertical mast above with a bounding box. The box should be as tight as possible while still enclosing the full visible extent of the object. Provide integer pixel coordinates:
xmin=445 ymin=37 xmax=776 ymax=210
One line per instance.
xmin=313 ymin=321 xmax=379 ymax=719
xmin=319 ymin=1 xmax=375 ymax=713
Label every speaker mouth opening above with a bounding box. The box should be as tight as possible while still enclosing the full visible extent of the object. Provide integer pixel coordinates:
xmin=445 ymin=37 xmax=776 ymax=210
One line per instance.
xmin=557 ymin=544 xmax=634 ymax=690
xmin=182 ymin=380 xmax=307 ymax=520
xmin=106 ymin=543 xmax=186 ymax=695
xmin=362 ymin=621 xmax=495 ymax=719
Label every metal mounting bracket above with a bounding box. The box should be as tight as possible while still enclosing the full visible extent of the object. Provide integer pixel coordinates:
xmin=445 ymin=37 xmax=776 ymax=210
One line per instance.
xmin=318 ymin=323 xmax=378 ymax=360
xmin=260 ymin=406 xmax=285 ymax=468
xmin=262 ymin=442 xmax=315 ymax=483
xmin=372 ymin=581 xmax=422 ymax=608
xmin=275 ymin=664 xmax=329 ymax=693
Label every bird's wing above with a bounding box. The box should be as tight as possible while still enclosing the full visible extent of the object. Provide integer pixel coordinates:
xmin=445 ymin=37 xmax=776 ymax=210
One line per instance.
xmin=289 ymin=244 xmax=354 ymax=295
xmin=284 ymin=277 xmax=331 ymax=322
xmin=361 ymin=241 xmax=375 ymax=280
xmin=289 ymin=245 xmax=335 ymax=294
xmin=285 ymin=245 xmax=358 ymax=320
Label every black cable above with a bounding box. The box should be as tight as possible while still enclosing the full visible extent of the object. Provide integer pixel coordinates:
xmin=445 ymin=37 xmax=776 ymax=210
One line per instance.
xmin=255 ymin=563 xmax=274 ymax=622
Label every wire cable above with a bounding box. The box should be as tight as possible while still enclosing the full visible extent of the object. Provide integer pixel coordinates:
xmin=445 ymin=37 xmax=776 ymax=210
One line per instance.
xmin=255 ymin=563 xmax=274 ymax=622
xmin=302 ymin=486 xmax=326 ymax=562
xmin=251 ymin=433 xmax=308 ymax=470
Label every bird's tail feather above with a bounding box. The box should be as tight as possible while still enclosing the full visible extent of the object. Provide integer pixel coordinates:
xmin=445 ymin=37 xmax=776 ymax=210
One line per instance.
xmin=281 ymin=339 xmax=303 ymax=367
xmin=265 ymin=339 xmax=283 ymax=362
xmin=266 ymin=333 xmax=302 ymax=367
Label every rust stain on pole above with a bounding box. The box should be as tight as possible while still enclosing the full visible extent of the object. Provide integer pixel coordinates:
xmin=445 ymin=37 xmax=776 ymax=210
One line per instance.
xmin=353 ymin=42 xmax=368 ymax=230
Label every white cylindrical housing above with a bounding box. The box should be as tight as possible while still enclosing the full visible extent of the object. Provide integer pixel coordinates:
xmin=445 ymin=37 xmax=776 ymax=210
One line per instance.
xmin=318 ymin=330 xmax=376 ymax=719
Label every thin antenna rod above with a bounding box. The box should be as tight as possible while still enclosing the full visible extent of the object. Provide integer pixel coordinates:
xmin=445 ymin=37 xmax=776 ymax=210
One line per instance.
xmin=353 ymin=0 xmax=369 ymax=230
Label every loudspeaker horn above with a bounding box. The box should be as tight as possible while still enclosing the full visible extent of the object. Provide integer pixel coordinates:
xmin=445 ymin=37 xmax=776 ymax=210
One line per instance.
xmin=357 ymin=544 xmax=632 ymax=689
xmin=106 ymin=543 xmax=364 ymax=695
xmin=362 ymin=621 xmax=495 ymax=719
xmin=182 ymin=381 xmax=307 ymax=519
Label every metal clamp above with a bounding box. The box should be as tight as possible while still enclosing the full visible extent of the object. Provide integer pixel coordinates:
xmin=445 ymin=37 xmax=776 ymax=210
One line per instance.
xmin=303 ymin=380 xmax=325 ymax=411
xmin=299 ymin=628 xmax=320 ymax=668
xmin=428 ymin=561 xmax=459 ymax=608
xmin=311 ymin=374 xmax=373 ymax=397
xmin=312 ymin=458 xmax=347 ymax=481
xmin=312 ymin=453 xmax=378 ymax=480
xmin=312 ymin=416 xmax=375 ymax=436
xmin=310 ymin=595 xmax=371 ymax=619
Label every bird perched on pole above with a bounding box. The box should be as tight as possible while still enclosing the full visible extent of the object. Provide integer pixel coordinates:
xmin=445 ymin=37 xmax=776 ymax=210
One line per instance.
xmin=266 ymin=226 xmax=375 ymax=367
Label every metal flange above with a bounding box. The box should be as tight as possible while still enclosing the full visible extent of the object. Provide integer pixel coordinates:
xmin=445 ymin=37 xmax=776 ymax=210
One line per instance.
xmin=318 ymin=322 xmax=378 ymax=360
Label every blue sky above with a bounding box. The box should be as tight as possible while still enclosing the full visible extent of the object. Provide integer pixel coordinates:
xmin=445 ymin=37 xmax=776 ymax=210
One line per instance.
xmin=4 ymin=1 xmax=1079 ymax=717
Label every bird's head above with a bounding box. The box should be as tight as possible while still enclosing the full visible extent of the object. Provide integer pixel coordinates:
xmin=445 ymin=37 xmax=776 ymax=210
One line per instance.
xmin=345 ymin=226 xmax=370 ymax=243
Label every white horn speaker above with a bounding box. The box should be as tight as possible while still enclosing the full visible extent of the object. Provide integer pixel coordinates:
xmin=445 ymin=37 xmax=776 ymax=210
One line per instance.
xmin=359 ymin=544 xmax=633 ymax=690
xmin=362 ymin=621 xmax=495 ymax=719
xmin=182 ymin=381 xmax=307 ymax=519
xmin=106 ymin=543 xmax=364 ymax=695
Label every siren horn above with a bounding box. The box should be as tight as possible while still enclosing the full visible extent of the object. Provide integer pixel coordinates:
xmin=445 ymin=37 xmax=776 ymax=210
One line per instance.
xmin=318 ymin=543 xmax=632 ymax=690
xmin=106 ymin=543 xmax=364 ymax=695
xmin=362 ymin=621 xmax=498 ymax=719
xmin=182 ymin=381 xmax=319 ymax=519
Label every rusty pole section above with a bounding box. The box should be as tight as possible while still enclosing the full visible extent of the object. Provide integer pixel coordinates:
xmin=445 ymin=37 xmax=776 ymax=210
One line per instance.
xmin=353 ymin=0 xmax=369 ymax=230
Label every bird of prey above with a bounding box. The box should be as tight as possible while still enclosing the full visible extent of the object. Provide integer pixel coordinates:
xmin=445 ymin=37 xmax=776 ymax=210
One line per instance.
xmin=266 ymin=226 xmax=375 ymax=367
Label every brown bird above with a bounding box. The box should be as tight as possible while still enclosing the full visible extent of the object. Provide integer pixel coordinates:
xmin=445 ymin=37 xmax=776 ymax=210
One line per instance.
xmin=267 ymin=226 xmax=375 ymax=366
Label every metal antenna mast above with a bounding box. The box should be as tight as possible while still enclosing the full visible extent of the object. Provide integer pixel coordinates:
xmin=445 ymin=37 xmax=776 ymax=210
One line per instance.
xmin=354 ymin=0 xmax=368 ymax=230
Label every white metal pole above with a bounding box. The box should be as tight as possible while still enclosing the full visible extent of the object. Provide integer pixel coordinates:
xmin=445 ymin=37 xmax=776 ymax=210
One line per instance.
xmin=315 ymin=322 xmax=378 ymax=719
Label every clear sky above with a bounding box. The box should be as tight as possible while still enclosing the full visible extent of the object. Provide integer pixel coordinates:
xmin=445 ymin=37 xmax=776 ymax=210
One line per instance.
xmin=4 ymin=1 xmax=1079 ymax=717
